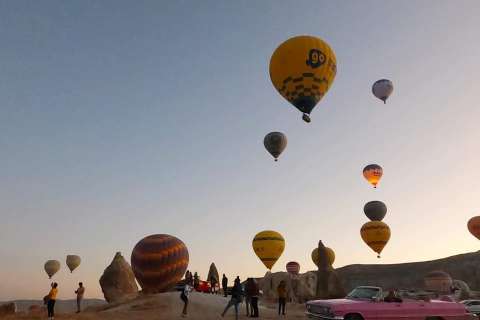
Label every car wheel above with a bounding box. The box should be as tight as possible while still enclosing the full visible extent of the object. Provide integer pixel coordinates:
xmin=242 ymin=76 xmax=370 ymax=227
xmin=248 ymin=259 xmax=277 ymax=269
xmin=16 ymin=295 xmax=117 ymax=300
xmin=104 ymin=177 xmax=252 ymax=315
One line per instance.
xmin=344 ymin=314 xmax=363 ymax=320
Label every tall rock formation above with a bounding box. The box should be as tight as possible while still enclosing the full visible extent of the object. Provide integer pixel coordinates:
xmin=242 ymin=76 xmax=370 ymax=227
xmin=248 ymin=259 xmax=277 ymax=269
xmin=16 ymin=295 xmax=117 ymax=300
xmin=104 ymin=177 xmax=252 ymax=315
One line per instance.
xmin=315 ymin=240 xmax=346 ymax=299
xmin=99 ymin=252 xmax=139 ymax=303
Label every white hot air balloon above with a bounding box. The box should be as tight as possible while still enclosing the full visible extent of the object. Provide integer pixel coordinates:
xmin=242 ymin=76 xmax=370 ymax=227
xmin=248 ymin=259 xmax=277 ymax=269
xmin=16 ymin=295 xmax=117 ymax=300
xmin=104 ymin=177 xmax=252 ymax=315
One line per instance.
xmin=44 ymin=260 xmax=61 ymax=279
xmin=372 ymin=79 xmax=393 ymax=103
xmin=66 ymin=255 xmax=81 ymax=273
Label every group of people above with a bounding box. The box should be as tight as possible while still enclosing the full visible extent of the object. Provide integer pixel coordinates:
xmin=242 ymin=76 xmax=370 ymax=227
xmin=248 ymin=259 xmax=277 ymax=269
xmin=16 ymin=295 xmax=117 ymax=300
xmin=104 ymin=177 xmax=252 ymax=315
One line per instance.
xmin=44 ymin=282 xmax=85 ymax=319
xmin=180 ymin=271 xmax=288 ymax=319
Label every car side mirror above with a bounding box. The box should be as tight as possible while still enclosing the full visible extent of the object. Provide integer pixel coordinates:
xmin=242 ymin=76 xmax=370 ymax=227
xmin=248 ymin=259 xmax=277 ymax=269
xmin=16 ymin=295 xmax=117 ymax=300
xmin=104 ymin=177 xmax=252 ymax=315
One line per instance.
xmin=374 ymin=296 xmax=382 ymax=303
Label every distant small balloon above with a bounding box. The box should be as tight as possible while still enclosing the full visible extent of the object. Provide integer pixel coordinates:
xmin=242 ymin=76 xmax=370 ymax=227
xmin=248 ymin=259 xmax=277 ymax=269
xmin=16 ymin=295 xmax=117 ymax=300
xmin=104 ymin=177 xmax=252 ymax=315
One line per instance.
xmin=66 ymin=255 xmax=81 ymax=273
xmin=44 ymin=260 xmax=61 ymax=279
xmin=372 ymin=79 xmax=394 ymax=103
xmin=286 ymin=261 xmax=300 ymax=275
xmin=364 ymin=201 xmax=387 ymax=221
xmin=264 ymin=132 xmax=287 ymax=161
xmin=363 ymin=164 xmax=383 ymax=188
xmin=468 ymin=216 xmax=480 ymax=240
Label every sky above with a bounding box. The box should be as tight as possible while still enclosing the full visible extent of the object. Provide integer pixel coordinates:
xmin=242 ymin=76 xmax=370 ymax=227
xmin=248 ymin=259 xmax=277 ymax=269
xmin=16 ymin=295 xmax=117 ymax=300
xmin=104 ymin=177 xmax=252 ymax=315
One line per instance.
xmin=1 ymin=0 xmax=480 ymax=300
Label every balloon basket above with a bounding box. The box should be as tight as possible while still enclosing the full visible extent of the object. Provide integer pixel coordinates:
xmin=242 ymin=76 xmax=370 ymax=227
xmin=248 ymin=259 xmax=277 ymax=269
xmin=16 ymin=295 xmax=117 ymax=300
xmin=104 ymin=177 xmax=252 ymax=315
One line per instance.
xmin=302 ymin=114 xmax=311 ymax=123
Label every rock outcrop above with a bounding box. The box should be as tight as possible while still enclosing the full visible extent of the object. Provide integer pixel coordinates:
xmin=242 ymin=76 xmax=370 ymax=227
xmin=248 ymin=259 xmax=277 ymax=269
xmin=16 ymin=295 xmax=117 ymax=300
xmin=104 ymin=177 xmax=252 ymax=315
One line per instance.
xmin=0 ymin=302 xmax=16 ymax=317
xmin=207 ymin=263 xmax=219 ymax=283
xmin=260 ymin=270 xmax=345 ymax=303
xmin=99 ymin=252 xmax=139 ymax=303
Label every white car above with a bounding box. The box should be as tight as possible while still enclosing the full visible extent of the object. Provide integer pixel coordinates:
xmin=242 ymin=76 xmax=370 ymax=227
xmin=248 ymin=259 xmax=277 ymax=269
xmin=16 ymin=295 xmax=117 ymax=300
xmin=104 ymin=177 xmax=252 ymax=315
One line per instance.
xmin=462 ymin=300 xmax=480 ymax=315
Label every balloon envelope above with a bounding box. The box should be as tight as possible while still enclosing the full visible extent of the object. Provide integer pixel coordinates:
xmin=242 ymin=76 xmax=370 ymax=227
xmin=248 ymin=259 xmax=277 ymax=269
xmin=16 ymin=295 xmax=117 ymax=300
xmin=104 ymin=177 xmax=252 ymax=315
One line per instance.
xmin=66 ymin=255 xmax=81 ymax=273
xmin=131 ymin=234 xmax=189 ymax=293
xmin=468 ymin=216 xmax=480 ymax=240
xmin=270 ymin=35 xmax=337 ymax=122
xmin=252 ymin=230 xmax=285 ymax=270
xmin=360 ymin=221 xmax=391 ymax=258
xmin=364 ymin=201 xmax=387 ymax=221
xmin=264 ymin=132 xmax=287 ymax=161
xmin=311 ymin=247 xmax=335 ymax=267
xmin=286 ymin=261 xmax=300 ymax=275
xmin=44 ymin=260 xmax=61 ymax=279
xmin=372 ymin=79 xmax=394 ymax=103
xmin=363 ymin=164 xmax=383 ymax=188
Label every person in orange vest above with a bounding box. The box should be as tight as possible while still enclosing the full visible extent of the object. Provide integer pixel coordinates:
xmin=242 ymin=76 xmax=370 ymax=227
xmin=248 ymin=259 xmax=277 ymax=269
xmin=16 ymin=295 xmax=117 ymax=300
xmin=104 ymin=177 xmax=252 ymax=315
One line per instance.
xmin=47 ymin=282 xmax=58 ymax=320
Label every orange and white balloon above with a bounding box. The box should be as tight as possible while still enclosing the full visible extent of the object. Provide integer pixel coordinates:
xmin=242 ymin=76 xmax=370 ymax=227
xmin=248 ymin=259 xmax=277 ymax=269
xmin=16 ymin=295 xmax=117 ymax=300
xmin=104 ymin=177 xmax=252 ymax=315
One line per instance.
xmin=363 ymin=164 xmax=383 ymax=188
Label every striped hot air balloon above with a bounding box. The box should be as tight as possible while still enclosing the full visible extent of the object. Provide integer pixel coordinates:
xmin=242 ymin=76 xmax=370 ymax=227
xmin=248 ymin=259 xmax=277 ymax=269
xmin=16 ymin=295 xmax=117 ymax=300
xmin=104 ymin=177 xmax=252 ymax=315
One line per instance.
xmin=131 ymin=234 xmax=189 ymax=294
xmin=360 ymin=221 xmax=391 ymax=258
xmin=286 ymin=261 xmax=300 ymax=275
xmin=252 ymin=230 xmax=285 ymax=270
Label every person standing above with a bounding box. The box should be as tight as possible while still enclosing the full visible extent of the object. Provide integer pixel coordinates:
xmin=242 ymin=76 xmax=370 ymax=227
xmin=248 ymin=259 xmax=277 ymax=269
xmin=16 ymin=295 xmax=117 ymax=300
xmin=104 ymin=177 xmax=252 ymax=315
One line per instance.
xmin=193 ymin=272 xmax=200 ymax=290
xmin=277 ymin=280 xmax=287 ymax=316
xmin=185 ymin=270 xmax=193 ymax=286
xmin=222 ymin=274 xmax=228 ymax=297
xmin=75 ymin=282 xmax=85 ymax=313
xmin=245 ymin=278 xmax=259 ymax=318
xmin=47 ymin=282 xmax=58 ymax=320
xmin=209 ymin=275 xmax=218 ymax=294
xmin=180 ymin=283 xmax=193 ymax=317
xmin=221 ymin=277 xmax=242 ymax=320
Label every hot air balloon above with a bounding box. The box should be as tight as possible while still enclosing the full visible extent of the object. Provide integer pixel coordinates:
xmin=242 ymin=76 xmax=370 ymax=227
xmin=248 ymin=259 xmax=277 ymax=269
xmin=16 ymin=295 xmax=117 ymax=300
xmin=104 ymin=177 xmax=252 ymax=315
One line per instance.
xmin=66 ymin=255 xmax=81 ymax=273
xmin=44 ymin=260 xmax=61 ymax=279
xmin=264 ymin=132 xmax=287 ymax=161
xmin=252 ymin=230 xmax=285 ymax=270
xmin=311 ymin=247 xmax=335 ymax=267
xmin=467 ymin=216 xmax=480 ymax=240
xmin=270 ymin=35 xmax=337 ymax=123
xmin=286 ymin=261 xmax=300 ymax=275
xmin=131 ymin=234 xmax=189 ymax=293
xmin=363 ymin=164 xmax=383 ymax=188
xmin=364 ymin=201 xmax=387 ymax=221
xmin=372 ymin=79 xmax=393 ymax=103
xmin=360 ymin=221 xmax=391 ymax=258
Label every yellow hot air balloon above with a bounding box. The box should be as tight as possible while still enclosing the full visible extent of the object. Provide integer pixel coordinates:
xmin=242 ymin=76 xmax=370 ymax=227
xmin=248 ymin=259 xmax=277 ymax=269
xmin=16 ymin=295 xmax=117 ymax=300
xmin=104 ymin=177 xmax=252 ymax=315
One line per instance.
xmin=360 ymin=221 xmax=391 ymax=258
xmin=270 ymin=35 xmax=337 ymax=123
xmin=363 ymin=164 xmax=383 ymax=188
xmin=252 ymin=230 xmax=285 ymax=270
xmin=311 ymin=247 xmax=335 ymax=267
xmin=44 ymin=260 xmax=61 ymax=279
xmin=66 ymin=255 xmax=81 ymax=273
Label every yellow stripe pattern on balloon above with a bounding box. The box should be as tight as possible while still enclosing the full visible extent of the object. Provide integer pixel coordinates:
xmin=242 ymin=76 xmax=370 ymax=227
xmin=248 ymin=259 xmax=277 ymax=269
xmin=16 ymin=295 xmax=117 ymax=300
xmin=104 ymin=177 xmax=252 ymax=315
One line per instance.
xmin=252 ymin=230 xmax=285 ymax=270
xmin=360 ymin=221 xmax=391 ymax=258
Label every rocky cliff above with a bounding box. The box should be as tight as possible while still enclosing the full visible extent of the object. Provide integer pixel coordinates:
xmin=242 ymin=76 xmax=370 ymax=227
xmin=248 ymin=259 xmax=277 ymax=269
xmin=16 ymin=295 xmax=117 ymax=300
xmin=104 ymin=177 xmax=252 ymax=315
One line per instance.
xmin=336 ymin=251 xmax=480 ymax=292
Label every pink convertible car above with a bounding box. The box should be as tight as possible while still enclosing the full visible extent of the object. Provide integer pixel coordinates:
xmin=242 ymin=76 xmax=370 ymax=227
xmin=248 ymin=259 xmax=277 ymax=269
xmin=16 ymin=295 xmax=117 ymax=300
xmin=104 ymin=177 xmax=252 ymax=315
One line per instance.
xmin=306 ymin=286 xmax=477 ymax=320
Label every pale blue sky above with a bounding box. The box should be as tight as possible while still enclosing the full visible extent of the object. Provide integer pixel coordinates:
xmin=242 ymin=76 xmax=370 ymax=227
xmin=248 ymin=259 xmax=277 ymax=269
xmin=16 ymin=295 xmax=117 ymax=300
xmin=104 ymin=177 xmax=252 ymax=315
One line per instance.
xmin=1 ymin=1 xmax=480 ymax=300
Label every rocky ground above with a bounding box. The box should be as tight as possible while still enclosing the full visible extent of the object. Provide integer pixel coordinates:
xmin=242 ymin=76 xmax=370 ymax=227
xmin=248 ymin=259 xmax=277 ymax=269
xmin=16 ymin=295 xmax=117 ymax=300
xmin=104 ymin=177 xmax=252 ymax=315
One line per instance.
xmin=2 ymin=292 xmax=306 ymax=320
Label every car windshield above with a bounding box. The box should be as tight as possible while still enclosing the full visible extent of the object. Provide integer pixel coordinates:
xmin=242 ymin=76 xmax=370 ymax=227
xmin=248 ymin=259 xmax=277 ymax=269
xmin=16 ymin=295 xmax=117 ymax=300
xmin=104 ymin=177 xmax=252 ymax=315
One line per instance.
xmin=347 ymin=287 xmax=380 ymax=300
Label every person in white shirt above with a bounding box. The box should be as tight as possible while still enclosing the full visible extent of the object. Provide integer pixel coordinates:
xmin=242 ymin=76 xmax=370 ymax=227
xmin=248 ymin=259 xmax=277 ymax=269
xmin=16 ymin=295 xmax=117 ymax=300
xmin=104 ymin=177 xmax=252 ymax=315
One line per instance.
xmin=180 ymin=283 xmax=193 ymax=317
xmin=75 ymin=282 xmax=85 ymax=313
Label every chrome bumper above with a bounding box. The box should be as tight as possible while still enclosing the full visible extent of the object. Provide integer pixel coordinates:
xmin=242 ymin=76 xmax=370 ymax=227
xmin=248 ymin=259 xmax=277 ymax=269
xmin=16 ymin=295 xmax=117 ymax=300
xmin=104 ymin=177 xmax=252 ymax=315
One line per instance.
xmin=305 ymin=311 xmax=344 ymax=319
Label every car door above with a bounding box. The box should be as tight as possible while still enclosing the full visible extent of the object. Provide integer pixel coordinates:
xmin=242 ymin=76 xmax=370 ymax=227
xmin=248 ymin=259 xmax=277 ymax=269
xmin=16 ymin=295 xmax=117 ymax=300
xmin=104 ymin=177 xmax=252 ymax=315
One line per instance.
xmin=373 ymin=300 xmax=423 ymax=320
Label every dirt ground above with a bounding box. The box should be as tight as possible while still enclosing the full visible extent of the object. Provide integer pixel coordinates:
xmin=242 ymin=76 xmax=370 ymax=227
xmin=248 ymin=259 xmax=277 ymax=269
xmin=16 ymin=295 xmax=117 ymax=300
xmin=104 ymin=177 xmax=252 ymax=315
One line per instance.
xmin=4 ymin=292 xmax=307 ymax=320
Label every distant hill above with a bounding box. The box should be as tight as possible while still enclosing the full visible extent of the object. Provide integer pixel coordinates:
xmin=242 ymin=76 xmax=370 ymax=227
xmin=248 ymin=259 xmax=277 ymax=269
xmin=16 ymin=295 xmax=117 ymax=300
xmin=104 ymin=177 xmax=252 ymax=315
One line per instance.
xmin=0 ymin=299 xmax=106 ymax=313
xmin=336 ymin=251 xmax=480 ymax=292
